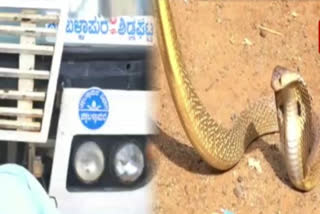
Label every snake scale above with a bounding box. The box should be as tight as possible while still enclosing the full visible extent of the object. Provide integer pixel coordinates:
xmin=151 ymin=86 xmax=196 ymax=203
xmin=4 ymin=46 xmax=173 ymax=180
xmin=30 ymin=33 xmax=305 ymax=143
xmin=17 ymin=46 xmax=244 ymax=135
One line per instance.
xmin=153 ymin=0 xmax=320 ymax=191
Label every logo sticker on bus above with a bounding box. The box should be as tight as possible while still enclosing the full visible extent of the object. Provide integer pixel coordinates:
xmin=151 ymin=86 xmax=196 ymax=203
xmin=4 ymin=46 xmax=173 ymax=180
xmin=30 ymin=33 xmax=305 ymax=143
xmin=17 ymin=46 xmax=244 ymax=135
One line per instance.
xmin=79 ymin=88 xmax=109 ymax=130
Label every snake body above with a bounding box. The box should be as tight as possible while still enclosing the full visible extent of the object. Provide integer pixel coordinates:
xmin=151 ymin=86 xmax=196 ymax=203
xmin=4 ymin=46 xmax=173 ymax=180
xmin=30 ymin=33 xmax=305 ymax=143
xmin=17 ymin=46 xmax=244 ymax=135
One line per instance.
xmin=154 ymin=0 xmax=320 ymax=191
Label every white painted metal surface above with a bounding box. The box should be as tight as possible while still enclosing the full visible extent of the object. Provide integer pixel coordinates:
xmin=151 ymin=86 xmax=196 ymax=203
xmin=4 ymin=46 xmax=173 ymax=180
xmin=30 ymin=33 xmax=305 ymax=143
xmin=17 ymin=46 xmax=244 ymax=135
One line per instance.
xmin=49 ymin=88 xmax=156 ymax=214
xmin=0 ymin=0 xmax=68 ymax=143
xmin=0 ymin=12 xmax=59 ymax=23
xmin=0 ymin=67 xmax=50 ymax=79
xmin=0 ymin=0 xmax=65 ymax=10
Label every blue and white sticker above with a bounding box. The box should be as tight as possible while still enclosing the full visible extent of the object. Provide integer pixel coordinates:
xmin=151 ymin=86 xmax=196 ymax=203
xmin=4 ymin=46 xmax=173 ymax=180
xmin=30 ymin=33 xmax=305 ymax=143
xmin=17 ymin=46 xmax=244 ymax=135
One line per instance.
xmin=79 ymin=88 xmax=109 ymax=130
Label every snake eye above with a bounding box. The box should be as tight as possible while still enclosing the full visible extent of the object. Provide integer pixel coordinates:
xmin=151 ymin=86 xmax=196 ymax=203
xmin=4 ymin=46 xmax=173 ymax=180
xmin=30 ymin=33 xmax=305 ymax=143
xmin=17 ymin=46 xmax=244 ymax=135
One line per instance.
xmin=278 ymin=77 xmax=282 ymax=85
xmin=297 ymin=101 xmax=301 ymax=116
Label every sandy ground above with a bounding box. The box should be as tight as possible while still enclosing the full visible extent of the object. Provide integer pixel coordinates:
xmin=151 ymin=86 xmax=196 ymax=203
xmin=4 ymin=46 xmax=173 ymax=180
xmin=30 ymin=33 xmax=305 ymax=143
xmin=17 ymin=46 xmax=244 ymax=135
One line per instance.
xmin=150 ymin=0 xmax=320 ymax=213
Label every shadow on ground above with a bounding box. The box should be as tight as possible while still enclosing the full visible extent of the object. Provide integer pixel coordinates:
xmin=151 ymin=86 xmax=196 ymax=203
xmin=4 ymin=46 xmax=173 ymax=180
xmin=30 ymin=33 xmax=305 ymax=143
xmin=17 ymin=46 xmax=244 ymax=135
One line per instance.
xmin=153 ymin=125 xmax=292 ymax=187
xmin=151 ymin=128 xmax=221 ymax=175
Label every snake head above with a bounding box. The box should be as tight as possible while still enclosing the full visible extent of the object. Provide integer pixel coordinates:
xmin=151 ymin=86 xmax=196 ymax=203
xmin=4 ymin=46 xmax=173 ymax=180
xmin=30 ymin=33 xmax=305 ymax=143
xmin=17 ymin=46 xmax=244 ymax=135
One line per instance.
xmin=271 ymin=66 xmax=306 ymax=92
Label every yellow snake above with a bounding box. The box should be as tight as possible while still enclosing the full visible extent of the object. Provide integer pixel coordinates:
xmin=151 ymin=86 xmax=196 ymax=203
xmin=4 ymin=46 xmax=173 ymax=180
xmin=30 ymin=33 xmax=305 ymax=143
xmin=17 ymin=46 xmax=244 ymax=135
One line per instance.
xmin=153 ymin=0 xmax=320 ymax=191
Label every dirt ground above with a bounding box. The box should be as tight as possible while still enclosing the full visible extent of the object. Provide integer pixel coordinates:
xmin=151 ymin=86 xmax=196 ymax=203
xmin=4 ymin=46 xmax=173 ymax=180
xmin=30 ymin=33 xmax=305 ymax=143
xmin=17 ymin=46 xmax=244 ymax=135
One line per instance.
xmin=150 ymin=0 xmax=320 ymax=214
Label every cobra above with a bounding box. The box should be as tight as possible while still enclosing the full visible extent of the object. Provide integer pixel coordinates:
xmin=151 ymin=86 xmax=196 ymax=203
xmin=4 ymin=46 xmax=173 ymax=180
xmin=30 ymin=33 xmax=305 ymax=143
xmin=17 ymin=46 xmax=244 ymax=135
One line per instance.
xmin=271 ymin=66 xmax=320 ymax=191
xmin=153 ymin=0 xmax=320 ymax=191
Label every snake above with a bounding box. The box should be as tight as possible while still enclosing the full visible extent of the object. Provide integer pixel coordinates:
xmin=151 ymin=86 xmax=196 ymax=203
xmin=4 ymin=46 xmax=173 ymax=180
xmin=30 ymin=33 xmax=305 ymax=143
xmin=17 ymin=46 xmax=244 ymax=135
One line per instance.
xmin=271 ymin=67 xmax=320 ymax=191
xmin=153 ymin=0 xmax=320 ymax=191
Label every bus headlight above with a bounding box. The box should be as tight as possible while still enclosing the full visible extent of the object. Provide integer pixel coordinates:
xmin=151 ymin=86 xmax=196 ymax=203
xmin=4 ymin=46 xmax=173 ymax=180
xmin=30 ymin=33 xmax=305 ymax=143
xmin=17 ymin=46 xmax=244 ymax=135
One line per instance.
xmin=113 ymin=143 xmax=144 ymax=184
xmin=74 ymin=141 xmax=105 ymax=184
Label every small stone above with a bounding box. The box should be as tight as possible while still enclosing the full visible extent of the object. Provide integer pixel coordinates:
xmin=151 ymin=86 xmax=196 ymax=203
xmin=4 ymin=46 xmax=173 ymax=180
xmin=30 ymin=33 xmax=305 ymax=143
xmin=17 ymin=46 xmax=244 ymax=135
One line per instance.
xmin=291 ymin=11 xmax=298 ymax=17
xmin=233 ymin=184 xmax=245 ymax=199
xmin=248 ymin=157 xmax=262 ymax=174
xmin=237 ymin=176 xmax=244 ymax=183
xmin=260 ymin=29 xmax=267 ymax=38
xmin=243 ymin=38 xmax=253 ymax=46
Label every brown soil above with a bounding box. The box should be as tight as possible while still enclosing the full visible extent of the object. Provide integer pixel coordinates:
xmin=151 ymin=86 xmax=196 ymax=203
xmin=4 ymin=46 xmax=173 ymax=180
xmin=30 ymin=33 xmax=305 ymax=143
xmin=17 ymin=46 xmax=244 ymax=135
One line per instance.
xmin=150 ymin=0 xmax=320 ymax=214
